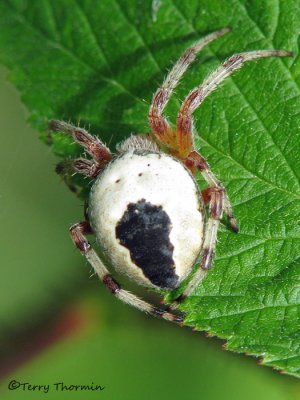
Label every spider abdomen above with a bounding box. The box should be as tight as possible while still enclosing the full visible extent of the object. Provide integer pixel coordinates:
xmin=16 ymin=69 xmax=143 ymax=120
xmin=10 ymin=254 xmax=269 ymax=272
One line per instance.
xmin=52 ymin=28 xmax=290 ymax=322
xmin=89 ymin=152 xmax=204 ymax=290
xmin=116 ymin=199 xmax=178 ymax=289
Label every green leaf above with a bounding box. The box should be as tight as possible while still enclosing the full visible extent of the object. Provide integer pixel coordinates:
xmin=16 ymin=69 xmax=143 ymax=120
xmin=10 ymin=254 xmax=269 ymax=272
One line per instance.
xmin=0 ymin=65 xmax=88 ymax=343
xmin=2 ymin=294 xmax=298 ymax=400
xmin=1 ymin=0 xmax=300 ymax=377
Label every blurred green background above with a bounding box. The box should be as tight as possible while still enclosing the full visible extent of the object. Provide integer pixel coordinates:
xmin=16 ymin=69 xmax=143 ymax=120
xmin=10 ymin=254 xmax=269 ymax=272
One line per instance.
xmin=0 ymin=64 xmax=300 ymax=400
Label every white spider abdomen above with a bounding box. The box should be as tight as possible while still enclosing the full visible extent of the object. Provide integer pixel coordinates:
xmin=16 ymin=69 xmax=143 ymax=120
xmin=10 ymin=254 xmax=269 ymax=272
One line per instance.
xmin=88 ymin=151 xmax=204 ymax=290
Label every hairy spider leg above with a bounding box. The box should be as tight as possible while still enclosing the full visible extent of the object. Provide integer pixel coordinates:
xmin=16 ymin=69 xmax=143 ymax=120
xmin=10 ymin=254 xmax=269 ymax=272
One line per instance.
xmin=70 ymin=221 xmax=183 ymax=324
xmin=49 ymin=120 xmax=112 ymax=178
xmin=180 ymin=50 xmax=292 ymax=235
xmin=171 ymin=49 xmax=292 ymax=306
xmin=177 ymin=49 xmax=292 ymax=151
xmin=148 ymin=28 xmax=230 ymax=150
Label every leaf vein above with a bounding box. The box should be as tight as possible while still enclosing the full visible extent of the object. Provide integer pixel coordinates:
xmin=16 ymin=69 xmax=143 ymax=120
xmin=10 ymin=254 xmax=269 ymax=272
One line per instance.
xmin=169 ymin=0 xmax=300 ymax=195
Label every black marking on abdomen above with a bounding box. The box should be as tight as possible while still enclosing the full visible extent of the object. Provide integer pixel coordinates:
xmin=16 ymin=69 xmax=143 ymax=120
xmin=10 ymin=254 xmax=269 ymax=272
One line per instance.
xmin=116 ymin=199 xmax=178 ymax=289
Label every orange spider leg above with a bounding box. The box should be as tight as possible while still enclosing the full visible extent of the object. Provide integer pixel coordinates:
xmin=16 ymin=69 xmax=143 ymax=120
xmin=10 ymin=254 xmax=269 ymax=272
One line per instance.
xmin=176 ymin=50 xmax=292 ymax=158
xmin=148 ymin=28 xmax=231 ymax=151
xmin=171 ymin=49 xmax=292 ymax=306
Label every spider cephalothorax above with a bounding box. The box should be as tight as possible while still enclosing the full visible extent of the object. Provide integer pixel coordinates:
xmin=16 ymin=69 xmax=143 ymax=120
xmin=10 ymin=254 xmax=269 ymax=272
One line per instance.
xmin=49 ymin=28 xmax=291 ymax=324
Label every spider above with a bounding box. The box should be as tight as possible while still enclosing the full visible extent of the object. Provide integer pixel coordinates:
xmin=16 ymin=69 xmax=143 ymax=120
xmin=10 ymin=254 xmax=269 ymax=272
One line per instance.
xmin=49 ymin=28 xmax=291 ymax=324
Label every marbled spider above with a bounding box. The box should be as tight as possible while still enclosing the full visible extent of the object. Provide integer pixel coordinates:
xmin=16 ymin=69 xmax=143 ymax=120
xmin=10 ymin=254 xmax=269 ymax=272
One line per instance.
xmin=49 ymin=28 xmax=291 ymax=324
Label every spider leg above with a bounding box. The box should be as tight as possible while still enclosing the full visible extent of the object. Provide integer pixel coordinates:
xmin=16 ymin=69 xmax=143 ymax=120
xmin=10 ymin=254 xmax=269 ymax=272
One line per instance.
xmin=169 ymin=151 xmax=236 ymax=309
xmin=174 ymin=50 xmax=292 ymax=228
xmin=170 ymin=185 xmax=225 ymax=308
xmin=176 ymin=49 xmax=292 ymax=154
xmin=49 ymin=120 xmax=112 ymax=184
xmin=149 ymin=28 xmax=230 ymax=148
xmin=72 ymin=158 xmax=103 ymax=178
xmin=56 ymin=158 xmax=103 ymax=180
xmin=170 ymin=50 xmax=292 ymax=307
xmin=49 ymin=120 xmax=112 ymax=166
xmin=186 ymin=150 xmax=238 ymax=232
xmin=70 ymin=221 xmax=183 ymax=325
